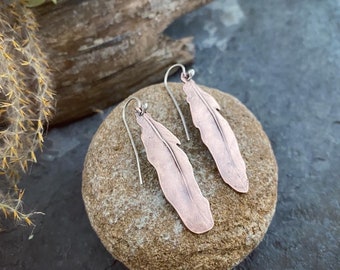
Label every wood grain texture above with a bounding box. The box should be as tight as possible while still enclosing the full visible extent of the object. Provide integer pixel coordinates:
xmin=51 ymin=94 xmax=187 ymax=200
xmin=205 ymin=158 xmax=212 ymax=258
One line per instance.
xmin=32 ymin=0 xmax=212 ymax=124
xmin=183 ymin=78 xmax=249 ymax=192
xmin=136 ymin=111 xmax=213 ymax=234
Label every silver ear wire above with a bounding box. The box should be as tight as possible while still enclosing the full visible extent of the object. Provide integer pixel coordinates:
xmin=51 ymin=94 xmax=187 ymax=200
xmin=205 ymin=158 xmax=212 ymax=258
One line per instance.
xmin=187 ymin=69 xmax=195 ymax=79
xmin=122 ymin=97 xmax=145 ymax=185
xmin=163 ymin=64 xmax=194 ymax=141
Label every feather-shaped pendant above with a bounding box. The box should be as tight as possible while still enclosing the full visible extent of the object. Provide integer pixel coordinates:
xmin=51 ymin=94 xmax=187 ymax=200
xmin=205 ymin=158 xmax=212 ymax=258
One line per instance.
xmin=181 ymin=77 xmax=249 ymax=193
xmin=135 ymin=110 xmax=214 ymax=234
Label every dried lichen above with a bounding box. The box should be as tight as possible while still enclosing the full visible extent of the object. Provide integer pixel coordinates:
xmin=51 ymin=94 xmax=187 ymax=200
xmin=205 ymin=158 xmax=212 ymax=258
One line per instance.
xmin=0 ymin=0 xmax=54 ymax=229
xmin=0 ymin=187 xmax=44 ymax=232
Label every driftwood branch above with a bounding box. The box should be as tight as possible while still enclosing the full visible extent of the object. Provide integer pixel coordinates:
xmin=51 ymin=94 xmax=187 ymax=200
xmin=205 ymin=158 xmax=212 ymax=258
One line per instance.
xmin=33 ymin=0 xmax=212 ymax=124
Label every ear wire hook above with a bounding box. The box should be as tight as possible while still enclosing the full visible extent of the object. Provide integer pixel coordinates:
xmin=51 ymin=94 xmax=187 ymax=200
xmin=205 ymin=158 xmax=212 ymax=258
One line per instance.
xmin=164 ymin=64 xmax=195 ymax=141
xmin=122 ymin=97 xmax=147 ymax=185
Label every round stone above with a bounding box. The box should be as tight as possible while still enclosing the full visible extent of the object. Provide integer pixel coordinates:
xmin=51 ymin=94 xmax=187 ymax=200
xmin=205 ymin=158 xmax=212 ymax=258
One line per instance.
xmin=82 ymin=82 xmax=278 ymax=269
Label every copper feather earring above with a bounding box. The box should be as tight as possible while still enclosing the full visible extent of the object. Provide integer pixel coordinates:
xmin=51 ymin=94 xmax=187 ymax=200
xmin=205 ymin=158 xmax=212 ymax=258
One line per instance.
xmin=164 ymin=64 xmax=249 ymax=193
xmin=122 ymin=97 xmax=214 ymax=234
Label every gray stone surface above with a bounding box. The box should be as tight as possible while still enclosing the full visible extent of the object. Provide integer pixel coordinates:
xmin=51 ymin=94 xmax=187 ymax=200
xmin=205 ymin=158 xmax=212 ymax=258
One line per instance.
xmin=1 ymin=0 xmax=339 ymax=269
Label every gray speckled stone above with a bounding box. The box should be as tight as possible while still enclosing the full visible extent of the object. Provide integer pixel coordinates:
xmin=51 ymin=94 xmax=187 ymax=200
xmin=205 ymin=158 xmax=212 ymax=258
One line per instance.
xmin=82 ymin=83 xmax=277 ymax=269
xmin=2 ymin=1 xmax=338 ymax=269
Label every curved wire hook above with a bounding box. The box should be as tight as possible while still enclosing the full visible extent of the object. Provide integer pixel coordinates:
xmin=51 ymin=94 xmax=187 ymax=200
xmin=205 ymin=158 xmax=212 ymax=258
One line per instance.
xmin=164 ymin=64 xmax=195 ymax=141
xmin=122 ymin=97 xmax=147 ymax=185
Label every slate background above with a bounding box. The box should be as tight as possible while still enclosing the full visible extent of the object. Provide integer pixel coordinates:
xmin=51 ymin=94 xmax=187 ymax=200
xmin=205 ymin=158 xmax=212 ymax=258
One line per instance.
xmin=1 ymin=0 xmax=339 ymax=269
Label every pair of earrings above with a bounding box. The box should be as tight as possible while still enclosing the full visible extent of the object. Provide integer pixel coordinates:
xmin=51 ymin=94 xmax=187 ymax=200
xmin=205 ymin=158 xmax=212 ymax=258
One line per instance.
xmin=122 ymin=64 xmax=248 ymax=234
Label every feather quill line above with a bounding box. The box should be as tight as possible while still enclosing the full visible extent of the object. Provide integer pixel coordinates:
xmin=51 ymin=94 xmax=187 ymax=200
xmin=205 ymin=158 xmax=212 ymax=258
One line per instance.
xmin=136 ymin=112 xmax=214 ymax=233
xmin=194 ymin=83 xmax=229 ymax=144
xmin=143 ymin=114 xmax=193 ymax=201
xmin=183 ymin=79 xmax=248 ymax=192
xmin=188 ymin=80 xmax=233 ymax=159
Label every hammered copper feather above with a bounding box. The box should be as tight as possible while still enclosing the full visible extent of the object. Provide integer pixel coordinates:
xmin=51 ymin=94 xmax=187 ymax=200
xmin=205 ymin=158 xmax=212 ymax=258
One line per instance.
xmin=182 ymin=78 xmax=249 ymax=193
xmin=135 ymin=111 xmax=214 ymax=234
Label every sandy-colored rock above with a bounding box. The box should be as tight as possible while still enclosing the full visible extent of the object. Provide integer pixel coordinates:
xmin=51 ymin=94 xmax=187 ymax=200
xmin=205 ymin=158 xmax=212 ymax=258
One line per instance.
xmin=82 ymin=83 xmax=278 ymax=269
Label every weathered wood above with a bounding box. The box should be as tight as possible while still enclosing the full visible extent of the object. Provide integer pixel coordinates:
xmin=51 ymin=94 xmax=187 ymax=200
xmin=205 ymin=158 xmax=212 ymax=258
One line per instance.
xmin=33 ymin=0 xmax=212 ymax=124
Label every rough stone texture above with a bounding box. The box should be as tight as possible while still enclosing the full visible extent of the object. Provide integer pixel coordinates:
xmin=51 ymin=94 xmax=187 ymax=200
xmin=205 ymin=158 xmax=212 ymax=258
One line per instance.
xmin=82 ymin=83 xmax=278 ymax=270
xmin=0 ymin=0 xmax=339 ymax=269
